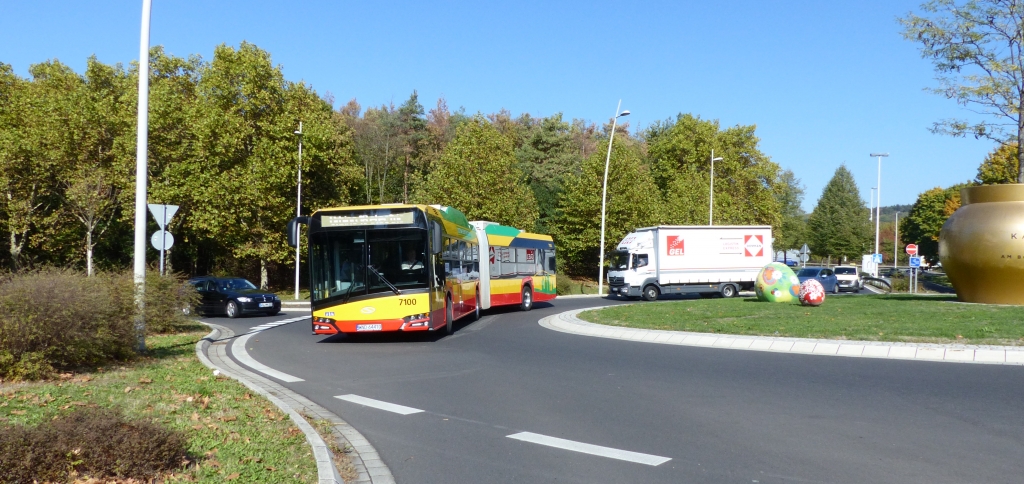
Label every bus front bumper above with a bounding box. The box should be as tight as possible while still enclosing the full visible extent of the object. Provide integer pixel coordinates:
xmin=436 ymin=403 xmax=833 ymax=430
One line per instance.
xmin=312 ymin=316 xmax=433 ymax=335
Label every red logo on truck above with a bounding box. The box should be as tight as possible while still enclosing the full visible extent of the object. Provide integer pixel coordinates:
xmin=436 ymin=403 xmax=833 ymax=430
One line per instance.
xmin=744 ymin=235 xmax=763 ymax=257
xmin=666 ymin=236 xmax=685 ymax=256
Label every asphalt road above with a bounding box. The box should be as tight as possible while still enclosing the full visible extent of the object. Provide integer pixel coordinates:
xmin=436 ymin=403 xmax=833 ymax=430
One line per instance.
xmin=211 ymin=296 xmax=1024 ymax=484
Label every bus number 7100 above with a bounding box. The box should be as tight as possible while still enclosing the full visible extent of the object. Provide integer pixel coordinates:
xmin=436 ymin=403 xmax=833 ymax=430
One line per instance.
xmin=398 ymin=298 xmax=417 ymax=306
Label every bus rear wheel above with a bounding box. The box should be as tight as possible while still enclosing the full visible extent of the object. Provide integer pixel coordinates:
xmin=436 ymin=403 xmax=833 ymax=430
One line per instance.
xmin=473 ymin=292 xmax=481 ymax=321
xmin=520 ymin=286 xmax=533 ymax=311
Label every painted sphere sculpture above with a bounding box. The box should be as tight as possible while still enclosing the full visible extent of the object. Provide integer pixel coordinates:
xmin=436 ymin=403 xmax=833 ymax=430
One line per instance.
xmin=798 ymin=279 xmax=825 ymax=306
xmin=754 ymin=262 xmax=801 ymax=303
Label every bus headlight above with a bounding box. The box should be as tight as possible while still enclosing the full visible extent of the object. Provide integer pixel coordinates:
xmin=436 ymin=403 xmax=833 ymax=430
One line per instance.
xmin=313 ymin=316 xmax=336 ymax=331
xmin=403 ymin=313 xmax=429 ymax=327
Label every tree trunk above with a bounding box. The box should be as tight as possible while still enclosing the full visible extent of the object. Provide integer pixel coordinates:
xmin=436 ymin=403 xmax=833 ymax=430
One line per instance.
xmin=260 ymin=258 xmax=268 ymax=289
xmin=86 ymin=230 xmax=93 ymax=277
xmin=403 ymin=154 xmax=409 ymax=203
xmin=1018 ymin=95 xmax=1024 ymax=183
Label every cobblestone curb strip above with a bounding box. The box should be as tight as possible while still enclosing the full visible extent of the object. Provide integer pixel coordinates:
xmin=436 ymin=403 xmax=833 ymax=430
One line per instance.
xmin=540 ymin=309 xmax=1024 ymax=365
xmin=196 ymin=323 xmax=396 ymax=484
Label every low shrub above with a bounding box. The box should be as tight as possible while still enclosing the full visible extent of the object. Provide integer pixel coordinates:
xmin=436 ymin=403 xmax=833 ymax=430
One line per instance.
xmin=0 ymin=407 xmax=188 ymax=483
xmin=0 ymin=268 xmax=199 ymax=381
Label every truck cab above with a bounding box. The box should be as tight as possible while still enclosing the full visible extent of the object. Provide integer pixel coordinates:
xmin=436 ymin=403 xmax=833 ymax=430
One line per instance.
xmin=607 ymin=231 xmax=655 ymax=299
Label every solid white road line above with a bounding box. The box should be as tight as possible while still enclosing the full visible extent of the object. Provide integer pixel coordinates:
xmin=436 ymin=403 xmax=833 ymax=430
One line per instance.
xmin=506 ymin=431 xmax=671 ymax=466
xmin=334 ymin=394 xmax=425 ymax=415
xmin=230 ymin=332 xmax=304 ymax=382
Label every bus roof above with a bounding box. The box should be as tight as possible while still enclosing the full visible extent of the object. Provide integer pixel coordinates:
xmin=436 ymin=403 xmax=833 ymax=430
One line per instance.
xmin=473 ymin=221 xmax=554 ymax=250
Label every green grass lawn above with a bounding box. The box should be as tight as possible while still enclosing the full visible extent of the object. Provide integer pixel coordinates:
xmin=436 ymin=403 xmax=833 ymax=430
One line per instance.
xmin=579 ymin=295 xmax=1024 ymax=345
xmin=0 ymin=331 xmax=321 ymax=482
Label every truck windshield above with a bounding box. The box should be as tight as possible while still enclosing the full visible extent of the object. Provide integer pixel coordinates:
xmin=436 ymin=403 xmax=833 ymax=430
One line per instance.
xmin=609 ymin=251 xmax=630 ymax=270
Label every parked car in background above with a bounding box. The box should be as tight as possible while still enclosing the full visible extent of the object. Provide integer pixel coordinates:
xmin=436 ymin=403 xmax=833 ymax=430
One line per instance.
xmin=833 ymin=266 xmax=861 ymax=292
xmin=796 ymin=267 xmax=840 ymax=294
xmin=188 ymin=276 xmax=281 ymax=318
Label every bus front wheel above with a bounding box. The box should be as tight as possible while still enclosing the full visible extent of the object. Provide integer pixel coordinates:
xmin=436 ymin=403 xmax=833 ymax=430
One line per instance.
xmin=445 ymin=297 xmax=454 ymax=335
xmin=520 ymin=286 xmax=533 ymax=311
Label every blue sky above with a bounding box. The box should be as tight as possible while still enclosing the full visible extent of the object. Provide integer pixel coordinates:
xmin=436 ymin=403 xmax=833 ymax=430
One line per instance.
xmin=0 ymin=0 xmax=994 ymax=212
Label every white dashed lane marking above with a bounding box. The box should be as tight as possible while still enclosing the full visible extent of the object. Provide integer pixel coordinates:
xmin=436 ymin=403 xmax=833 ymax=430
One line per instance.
xmin=334 ymin=394 xmax=425 ymax=415
xmin=248 ymin=315 xmax=310 ymax=333
xmin=506 ymin=432 xmax=672 ymax=466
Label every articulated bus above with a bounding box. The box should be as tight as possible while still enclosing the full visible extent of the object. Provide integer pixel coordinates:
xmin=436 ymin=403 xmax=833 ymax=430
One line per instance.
xmin=470 ymin=221 xmax=556 ymax=311
xmin=289 ymin=204 xmax=479 ymax=335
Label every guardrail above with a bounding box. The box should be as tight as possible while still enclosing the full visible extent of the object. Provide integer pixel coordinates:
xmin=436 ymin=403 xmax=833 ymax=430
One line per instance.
xmin=861 ymin=277 xmax=892 ymax=294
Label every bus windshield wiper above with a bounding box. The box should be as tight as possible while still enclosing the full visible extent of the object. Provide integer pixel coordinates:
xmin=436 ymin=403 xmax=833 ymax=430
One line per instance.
xmin=367 ymin=265 xmax=402 ymax=295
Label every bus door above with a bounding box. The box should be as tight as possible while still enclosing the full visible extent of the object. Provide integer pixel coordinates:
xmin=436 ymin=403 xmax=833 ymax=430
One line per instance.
xmin=428 ymin=219 xmax=447 ymax=329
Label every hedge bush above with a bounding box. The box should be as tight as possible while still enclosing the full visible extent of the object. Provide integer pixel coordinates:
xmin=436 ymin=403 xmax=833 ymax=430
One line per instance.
xmin=0 ymin=269 xmax=199 ymax=381
xmin=0 ymin=406 xmax=188 ymax=482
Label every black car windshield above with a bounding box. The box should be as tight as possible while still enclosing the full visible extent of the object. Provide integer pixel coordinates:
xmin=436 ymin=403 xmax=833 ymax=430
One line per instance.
xmin=834 ymin=267 xmax=857 ymax=275
xmin=608 ymin=251 xmax=630 ymax=271
xmin=220 ymin=278 xmax=257 ymax=291
xmin=796 ymin=268 xmax=819 ymax=277
xmin=309 ymin=228 xmax=428 ymax=303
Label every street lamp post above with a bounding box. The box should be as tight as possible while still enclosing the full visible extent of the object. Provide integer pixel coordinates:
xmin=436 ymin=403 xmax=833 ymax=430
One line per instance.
xmin=293 ymin=122 xmax=303 ymax=301
xmin=869 ymin=187 xmax=875 ymax=222
xmin=869 ymin=153 xmax=889 ymax=276
xmin=597 ymin=101 xmax=630 ymax=297
xmin=132 ymin=0 xmax=153 ymax=353
xmin=894 ymin=211 xmax=899 ymax=270
xmin=709 ymin=149 xmax=723 ymax=225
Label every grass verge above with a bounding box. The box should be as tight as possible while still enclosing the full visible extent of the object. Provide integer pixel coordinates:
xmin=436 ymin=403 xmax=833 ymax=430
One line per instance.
xmin=0 ymin=330 xmax=320 ymax=483
xmin=579 ymin=295 xmax=1024 ymax=345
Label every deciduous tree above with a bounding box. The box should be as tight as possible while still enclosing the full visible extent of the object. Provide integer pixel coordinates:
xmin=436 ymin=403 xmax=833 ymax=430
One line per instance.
xmin=417 ymin=117 xmax=539 ymax=229
xmin=901 ymin=0 xmax=1024 ymax=182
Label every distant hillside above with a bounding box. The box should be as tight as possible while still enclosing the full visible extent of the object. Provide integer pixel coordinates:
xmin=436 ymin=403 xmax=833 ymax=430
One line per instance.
xmin=873 ymin=204 xmax=912 ymax=223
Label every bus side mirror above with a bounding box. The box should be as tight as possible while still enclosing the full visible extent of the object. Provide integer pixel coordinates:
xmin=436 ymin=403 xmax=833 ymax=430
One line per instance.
xmin=287 ymin=217 xmax=309 ymax=248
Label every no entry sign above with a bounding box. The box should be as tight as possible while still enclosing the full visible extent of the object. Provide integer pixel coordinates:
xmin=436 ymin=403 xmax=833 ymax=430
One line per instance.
xmin=906 ymin=244 xmax=919 ymax=256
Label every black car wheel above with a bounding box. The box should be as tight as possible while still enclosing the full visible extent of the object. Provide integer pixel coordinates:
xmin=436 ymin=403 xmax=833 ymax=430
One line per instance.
xmin=226 ymin=300 xmax=240 ymax=319
xmin=832 ymin=283 xmax=839 ymax=294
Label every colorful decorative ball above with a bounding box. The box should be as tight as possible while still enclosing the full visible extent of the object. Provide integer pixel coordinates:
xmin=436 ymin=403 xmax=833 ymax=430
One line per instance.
xmin=799 ymin=279 xmax=825 ymax=306
xmin=755 ymin=262 xmax=801 ymax=303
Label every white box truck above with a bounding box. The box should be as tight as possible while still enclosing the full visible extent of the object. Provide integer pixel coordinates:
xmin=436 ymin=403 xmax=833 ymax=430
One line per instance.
xmin=607 ymin=225 xmax=772 ymax=301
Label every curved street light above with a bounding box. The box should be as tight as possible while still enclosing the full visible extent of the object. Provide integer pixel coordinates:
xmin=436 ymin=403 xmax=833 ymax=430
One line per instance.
xmin=709 ymin=150 xmax=723 ymax=225
xmin=869 ymin=153 xmax=889 ymax=277
xmin=598 ymin=101 xmax=630 ymax=297
xmin=294 ymin=122 xmax=303 ymax=300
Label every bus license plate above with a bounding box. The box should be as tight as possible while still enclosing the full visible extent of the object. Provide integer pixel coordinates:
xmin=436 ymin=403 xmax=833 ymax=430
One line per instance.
xmin=258 ymin=302 xmax=273 ymax=308
xmin=356 ymin=324 xmax=382 ymax=332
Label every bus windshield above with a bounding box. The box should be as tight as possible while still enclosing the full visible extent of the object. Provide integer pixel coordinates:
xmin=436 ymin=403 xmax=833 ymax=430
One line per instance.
xmin=310 ymin=228 xmax=429 ymax=303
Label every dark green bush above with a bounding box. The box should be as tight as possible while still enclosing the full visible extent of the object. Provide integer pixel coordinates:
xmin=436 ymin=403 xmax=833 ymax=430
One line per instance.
xmin=0 ymin=407 xmax=188 ymax=483
xmin=0 ymin=269 xmax=200 ymax=381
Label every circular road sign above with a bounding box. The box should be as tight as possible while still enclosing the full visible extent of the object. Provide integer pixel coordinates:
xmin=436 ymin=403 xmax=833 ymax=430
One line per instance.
xmin=151 ymin=230 xmax=174 ymax=250
xmin=906 ymin=244 xmax=918 ymax=256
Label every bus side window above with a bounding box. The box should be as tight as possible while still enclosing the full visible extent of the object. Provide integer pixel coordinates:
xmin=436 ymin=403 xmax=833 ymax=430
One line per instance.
xmin=547 ymin=250 xmax=556 ymax=272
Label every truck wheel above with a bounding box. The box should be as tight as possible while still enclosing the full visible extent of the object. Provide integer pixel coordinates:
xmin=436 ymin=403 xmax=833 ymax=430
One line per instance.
xmin=720 ymin=284 xmax=737 ymax=298
xmin=642 ymin=285 xmax=659 ymax=301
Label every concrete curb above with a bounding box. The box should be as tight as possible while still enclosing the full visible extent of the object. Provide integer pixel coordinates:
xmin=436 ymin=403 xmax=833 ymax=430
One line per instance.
xmin=540 ymin=308 xmax=1024 ymax=366
xmin=196 ymin=323 xmax=396 ymax=484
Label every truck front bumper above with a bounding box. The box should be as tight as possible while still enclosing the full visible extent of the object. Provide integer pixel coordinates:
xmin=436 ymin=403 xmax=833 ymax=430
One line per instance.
xmin=609 ymin=284 xmax=641 ymax=297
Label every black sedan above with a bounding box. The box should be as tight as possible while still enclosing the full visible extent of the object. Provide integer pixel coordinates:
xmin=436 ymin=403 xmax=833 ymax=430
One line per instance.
xmin=188 ymin=276 xmax=281 ymax=318
xmin=796 ymin=267 xmax=840 ymax=294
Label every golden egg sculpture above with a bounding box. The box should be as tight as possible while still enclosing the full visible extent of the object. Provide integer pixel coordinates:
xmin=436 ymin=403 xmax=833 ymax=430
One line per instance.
xmin=939 ymin=184 xmax=1024 ymax=305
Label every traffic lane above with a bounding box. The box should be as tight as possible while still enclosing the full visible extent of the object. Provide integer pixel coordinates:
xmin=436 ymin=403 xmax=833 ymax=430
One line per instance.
xmin=303 ymin=309 xmax=1023 ymax=483
xmin=235 ymin=299 xmax=1024 ymax=483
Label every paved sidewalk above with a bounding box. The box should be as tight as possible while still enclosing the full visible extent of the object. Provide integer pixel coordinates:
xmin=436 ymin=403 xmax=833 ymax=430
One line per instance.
xmin=540 ymin=308 xmax=1024 ymax=365
xmin=196 ymin=322 xmax=396 ymax=484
